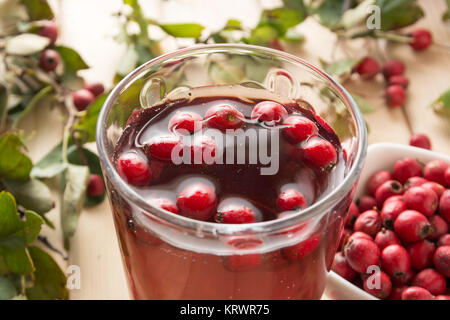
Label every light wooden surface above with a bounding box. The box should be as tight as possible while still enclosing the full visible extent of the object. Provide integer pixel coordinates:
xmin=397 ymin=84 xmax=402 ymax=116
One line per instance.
xmin=25 ymin=0 xmax=450 ymax=300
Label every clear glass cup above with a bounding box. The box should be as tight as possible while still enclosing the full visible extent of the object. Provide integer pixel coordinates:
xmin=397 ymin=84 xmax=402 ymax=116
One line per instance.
xmin=96 ymin=44 xmax=367 ymax=300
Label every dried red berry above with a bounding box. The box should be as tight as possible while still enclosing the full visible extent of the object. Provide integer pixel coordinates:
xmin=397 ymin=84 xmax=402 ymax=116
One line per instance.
xmin=358 ymin=195 xmax=377 ymax=212
xmin=214 ymin=205 xmax=257 ymax=224
xmin=404 ymin=186 xmax=438 ymax=217
xmin=168 ymin=111 xmax=203 ymax=134
xmin=355 ymin=57 xmax=380 ymax=79
xmin=404 ymin=176 xmax=427 ymax=190
xmin=393 ymin=157 xmax=422 ymax=184
xmin=375 ymin=180 xmax=403 ymax=208
xmin=401 ymin=287 xmax=433 ymax=300
xmin=367 ymin=170 xmax=393 ymax=196
xmin=412 ymin=268 xmax=446 ymax=295
xmin=407 ymin=240 xmax=435 ymax=271
xmin=344 ymin=238 xmax=380 ymax=274
xmin=363 ymin=270 xmax=392 ymax=299
xmin=394 ymin=210 xmax=431 ymax=243
xmin=439 ymin=190 xmax=450 ymax=223
xmin=433 ymin=245 xmax=450 ymax=277
xmin=421 ymin=182 xmax=445 ymax=198
xmin=205 ymin=104 xmax=244 ymax=130
xmin=354 ymin=210 xmax=382 ymax=237
xmin=331 ymin=252 xmax=357 ymax=282
xmin=427 ymin=215 xmax=448 ymax=241
xmin=381 ymin=199 xmax=406 ymax=230
xmin=345 ymin=202 xmax=360 ymax=228
xmin=424 ymin=160 xmax=448 ymax=186
xmin=347 ymin=231 xmax=373 ymax=243
xmin=375 ymin=229 xmax=401 ymax=250
xmin=381 ymin=244 xmax=411 ymax=279
xmin=437 ymin=234 xmax=450 ymax=247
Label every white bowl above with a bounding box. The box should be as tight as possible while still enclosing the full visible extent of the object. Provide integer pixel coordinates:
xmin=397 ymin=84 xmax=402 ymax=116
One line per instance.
xmin=323 ymin=142 xmax=450 ymax=300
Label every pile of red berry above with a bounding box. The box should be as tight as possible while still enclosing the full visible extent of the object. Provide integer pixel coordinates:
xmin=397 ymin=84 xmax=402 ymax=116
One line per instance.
xmin=116 ymin=101 xmax=339 ymax=223
xmin=333 ymin=156 xmax=450 ymax=300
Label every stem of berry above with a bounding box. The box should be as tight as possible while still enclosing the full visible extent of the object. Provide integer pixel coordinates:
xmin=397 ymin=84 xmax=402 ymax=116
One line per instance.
xmin=374 ymin=31 xmax=413 ymax=44
xmin=11 ymin=86 xmax=53 ymax=129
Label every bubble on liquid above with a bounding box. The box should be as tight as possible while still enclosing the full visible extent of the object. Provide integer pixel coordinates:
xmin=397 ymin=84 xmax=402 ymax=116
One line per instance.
xmin=266 ymin=69 xmax=297 ymax=99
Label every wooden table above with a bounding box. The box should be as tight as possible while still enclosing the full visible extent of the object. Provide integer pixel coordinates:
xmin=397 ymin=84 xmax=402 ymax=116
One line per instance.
xmin=26 ymin=0 xmax=449 ymax=299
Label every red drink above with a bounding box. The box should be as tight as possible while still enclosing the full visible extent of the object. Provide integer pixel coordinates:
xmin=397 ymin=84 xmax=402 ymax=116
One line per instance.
xmin=108 ymin=86 xmax=350 ymax=299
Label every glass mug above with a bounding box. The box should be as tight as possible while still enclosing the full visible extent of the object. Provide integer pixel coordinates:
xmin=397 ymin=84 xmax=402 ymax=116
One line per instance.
xmin=96 ymin=44 xmax=367 ymax=300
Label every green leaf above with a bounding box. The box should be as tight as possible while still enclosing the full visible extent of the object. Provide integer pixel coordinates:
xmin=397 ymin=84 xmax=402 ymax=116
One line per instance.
xmin=5 ymin=33 xmax=50 ymax=55
xmin=159 ymin=23 xmax=204 ymax=38
xmin=0 ymin=276 xmax=17 ymax=300
xmin=75 ymin=94 xmax=108 ymax=143
xmin=320 ymin=58 xmax=362 ymax=77
xmin=61 ymin=164 xmax=90 ymax=249
xmin=2 ymin=179 xmax=54 ymax=215
xmin=0 ymin=191 xmax=23 ymax=237
xmin=313 ymin=0 xmax=348 ymax=29
xmin=25 ymin=246 xmax=68 ymax=300
xmin=0 ymin=83 xmax=7 ymax=131
xmin=351 ymin=93 xmax=375 ymax=113
xmin=0 ymin=133 xmax=33 ymax=181
xmin=430 ymin=88 xmax=450 ymax=118
xmin=15 ymin=210 xmax=44 ymax=244
xmin=259 ymin=7 xmax=306 ymax=35
xmin=67 ymin=145 xmax=105 ymax=206
xmin=283 ymin=0 xmax=307 ymax=11
xmin=0 ymin=241 xmax=34 ymax=275
xmin=443 ymin=0 xmax=450 ymax=20
xmin=224 ymin=19 xmax=242 ymax=30
xmin=21 ymin=0 xmax=54 ymax=20
xmin=30 ymin=143 xmax=65 ymax=179
xmin=246 ymin=25 xmax=279 ymax=46
xmin=375 ymin=0 xmax=424 ymax=31
xmin=54 ymin=46 xmax=89 ymax=90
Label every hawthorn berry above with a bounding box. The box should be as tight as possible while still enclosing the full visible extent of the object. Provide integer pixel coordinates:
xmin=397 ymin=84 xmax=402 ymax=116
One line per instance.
xmin=438 ymin=234 xmax=450 ymax=247
xmin=168 ymin=111 xmax=203 ymax=134
xmin=382 ymin=60 xmax=405 ymax=79
xmin=214 ymin=205 xmax=257 ymax=224
xmin=344 ymin=238 xmax=380 ymax=274
xmin=409 ymin=133 xmax=431 ymax=150
xmin=363 ymin=270 xmax=392 ymax=299
xmin=427 ymin=215 xmax=448 ymax=240
xmin=381 ymin=199 xmax=406 ymax=229
xmin=367 ymin=170 xmax=392 ymax=196
xmin=424 ymin=160 xmax=448 ymax=186
xmin=38 ymin=20 xmax=58 ymax=44
xmin=347 ymin=231 xmax=373 ymax=243
xmin=439 ymin=190 xmax=450 ymax=223
xmin=394 ymin=210 xmax=431 ymax=243
xmin=375 ymin=180 xmax=403 ymax=208
xmin=433 ymin=245 xmax=450 ymax=277
xmin=87 ymin=174 xmax=104 ymax=197
xmin=401 ymin=287 xmax=434 ymax=300
xmin=357 ymin=195 xmax=377 ymax=212
xmin=381 ymin=244 xmax=411 ymax=279
xmin=301 ymin=138 xmax=337 ymax=170
xmin=72 ymin=89 xmax=95 ymax=111
xmin=421 ymin=182 xmax=445 ymax=198
xmin=85 ymin=82 xmax=105 ymax=97
xmin=345 ymin=202 xmax=360 ymax=228
xmin=375 ymin=229 xmax=401 ymax=250
xmin=409 ymin=29 xmax=432 ymax=51
xmin=393 ymin=157 xmax=422 ymax=184
xmin=149 ymin=198 xmax=179 ymax=214
xmin=354 ymin=210 xmax=382 ymax=237
xmin=39 ymin=49 xmax=60 ymax=72
xmin=407 ymin=240 xmax=435 ymax=271
xmin=331 ymin=252 xmax=357 ymax=282
xmin=282 ymin=233 xmax=322 ymax=261
xmin=403 ymin=186 xmax=438 ymax=217
xmin=355 ymin=57 xmax=380 ymax=79
xmin=388 ymin=75 xmax=409 ymax=88
xmin=146 ymin=135 xmax=182 ymax=162
xmin=412 ymin=268 xmax=446 ymax=295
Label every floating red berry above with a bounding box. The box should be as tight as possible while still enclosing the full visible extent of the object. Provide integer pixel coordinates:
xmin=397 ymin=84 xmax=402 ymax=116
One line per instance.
xmin=367 ymin=170 xmax=393 ymax=196
xmin=87 ymin=174 xmax=104 ymax=197
xmin=190 ymin=135 xmax=218 ymax=165
xmin=381 ymin=244 xmax=411 ymax=279
xmin=382 ymin=60 xmax=405 ymax=79
xmin=363 ymin=270 xmax=392 ymax=299
xmin=223 ymin=238 xmax=261 ymax=272
xmin=404 ymin=186 xmax=438 ymax=217
xmin=409 ymin=29 xmax=432 ymax=51
xmin=331 ymin=252 xmax=357 ymax=282
xmin=433 ymin=245 xmax=450 ymax=277
xmin=282 ymin=233 xmax=322 ymax=261
xmin=205 ymin=104 xmax=244 ymax=130
xmin=401 ymin=286 xmax=433 ymax=300
xmin=168 ymin=111 xmax=203 ymax=134
xmin=149 ymin=198 xmax=179 ymax=214
xmin=424 ymin=160 xmax=448 ymax=186
xmin=73 ymin=89 xmax=95 ymax=111
xmin=282 ymin=116 xmax=318 ymax=144
xmin=39 ymin=49 xmax=60 ymax=72
xmin=214 ymin=205 xmax=257 ymax=224
xmin=412 ymin=268 xmax=446 ymax=295
xmin=85 ymin=82 xmax=105 ymax=97
xmin=116 ymin=152 xmax=152 ymax=186
xmin=344 ymin=238 xmax=380 ymax=274
xmin=407 ymin=239 xmax=435 ymax=271
xmin=301 ymin=138 xmax=337 ymax=170
xmin=409 ymin=133 xmax=431 ymax=150
xmin=355 ymin=57 xmax=380 ymax=79
xmin=354 ymin=210 xmax=382 ymax=237
xmin=388 ymin=75 xmax=409 ymax=88
xmin=251 ymin=101 xmax=287 ymax=126
xmin=176 ymin=183 xmax=217 ymax=221
xmin=393 ymin=157 xmax=422 ymax=184
xmin=146 ymin=135 xmax=182 ymax=162
xmin=394 ymin=210 xmax=431 ymax=243
xmin=276 ymin=189 xmax=307 ymax=212
xmin=386 ymin=85 xmax=406 ymax=108
xmin=38 ymin=20 xmax=58 ymax=44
